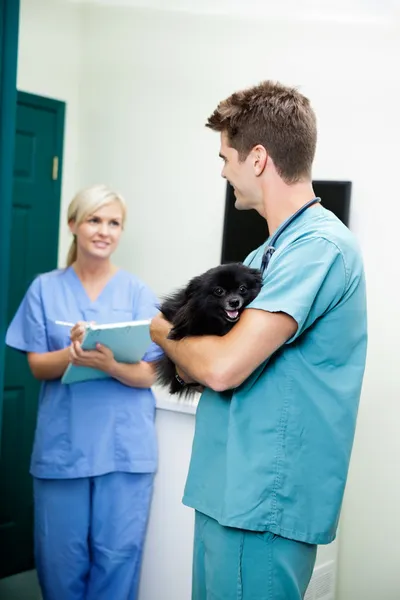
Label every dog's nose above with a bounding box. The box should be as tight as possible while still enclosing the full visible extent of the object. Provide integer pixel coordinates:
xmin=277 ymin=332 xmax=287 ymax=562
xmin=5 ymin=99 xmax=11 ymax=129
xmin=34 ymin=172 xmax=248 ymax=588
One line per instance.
xmin=228 ymin=298 xmax=240 ymax=309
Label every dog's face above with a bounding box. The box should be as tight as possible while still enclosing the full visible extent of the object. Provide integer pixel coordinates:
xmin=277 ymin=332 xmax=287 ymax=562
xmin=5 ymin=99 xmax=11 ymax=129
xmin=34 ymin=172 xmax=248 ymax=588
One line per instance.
xmin=187 ymin=263 xmax=262 ymax=326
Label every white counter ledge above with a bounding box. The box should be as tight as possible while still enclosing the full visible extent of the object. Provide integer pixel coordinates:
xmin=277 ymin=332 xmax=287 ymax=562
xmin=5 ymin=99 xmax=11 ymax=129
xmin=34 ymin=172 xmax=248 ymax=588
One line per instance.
xmin=152 ymin=384 xmax=199 ymax=415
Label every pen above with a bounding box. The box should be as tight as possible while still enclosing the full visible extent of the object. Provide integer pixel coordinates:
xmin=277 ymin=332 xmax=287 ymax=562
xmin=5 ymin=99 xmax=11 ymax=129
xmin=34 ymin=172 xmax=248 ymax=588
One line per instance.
xmin=55 ymin=321 xmax=75 ymax=327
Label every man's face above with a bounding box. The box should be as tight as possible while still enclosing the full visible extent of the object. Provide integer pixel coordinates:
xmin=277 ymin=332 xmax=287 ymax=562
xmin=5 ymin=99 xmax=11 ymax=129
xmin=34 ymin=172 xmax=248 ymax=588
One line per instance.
xmin=219 ymin=132 xmax=259 ymax=210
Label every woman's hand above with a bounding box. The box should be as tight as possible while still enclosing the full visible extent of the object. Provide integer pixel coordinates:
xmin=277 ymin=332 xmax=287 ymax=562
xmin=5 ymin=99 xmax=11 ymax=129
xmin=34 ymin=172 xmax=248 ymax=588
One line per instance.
xmin=69 ymin=341 xmax=116 ymax=374
xmin=70 ymin=322 xmax=88 ymax=345
xmin=69 ymin=342 xmax=157 ymax=387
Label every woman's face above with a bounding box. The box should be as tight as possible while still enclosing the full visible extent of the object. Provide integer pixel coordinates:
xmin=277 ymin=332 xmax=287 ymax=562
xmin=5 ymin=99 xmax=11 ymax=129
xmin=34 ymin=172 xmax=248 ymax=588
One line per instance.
xmin=70 ymin=201 xmax=124 ymax=262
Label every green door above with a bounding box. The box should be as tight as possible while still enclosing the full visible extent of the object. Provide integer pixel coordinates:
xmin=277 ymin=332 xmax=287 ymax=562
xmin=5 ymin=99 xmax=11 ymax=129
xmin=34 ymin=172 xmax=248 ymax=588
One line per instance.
xmin=0 ymin=91 xmax=65 ymax=578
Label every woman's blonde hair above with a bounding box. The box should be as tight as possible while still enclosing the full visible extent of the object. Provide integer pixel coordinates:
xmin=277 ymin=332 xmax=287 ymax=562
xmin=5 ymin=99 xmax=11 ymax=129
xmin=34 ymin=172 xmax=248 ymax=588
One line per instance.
xmin=66 ymin=184 xmax=127 ymax=267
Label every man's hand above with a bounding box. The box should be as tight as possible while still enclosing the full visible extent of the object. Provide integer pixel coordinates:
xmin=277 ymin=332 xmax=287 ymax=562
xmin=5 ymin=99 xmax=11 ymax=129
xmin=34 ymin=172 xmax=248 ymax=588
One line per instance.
xmin=150 ymin=313 xmax=172 ymax=344
xmin=151 ymin=314 xmax=203 ymax=390
xmin=176 ymin=366 xmax=197 ymax=385
xmin=69 ymin=341 xmax=116 ymax=374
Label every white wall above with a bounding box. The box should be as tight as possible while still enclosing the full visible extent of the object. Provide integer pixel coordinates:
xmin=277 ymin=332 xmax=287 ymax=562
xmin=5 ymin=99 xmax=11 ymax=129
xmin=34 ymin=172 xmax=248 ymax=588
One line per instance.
xmin=16 ymin=2 xmax=400 ymax=599
xmin=17 ymin=0 xmax=83 ymax=267
xmin=80 ymin=6 xmax=400 ymax=600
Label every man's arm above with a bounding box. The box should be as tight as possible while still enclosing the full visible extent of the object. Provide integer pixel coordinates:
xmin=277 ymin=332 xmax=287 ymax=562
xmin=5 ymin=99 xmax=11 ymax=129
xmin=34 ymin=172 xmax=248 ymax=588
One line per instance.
xmin=150 ymin=308 xmax=297 ymax=392
xmin=152 ymin=236 xmax=346 ymax=392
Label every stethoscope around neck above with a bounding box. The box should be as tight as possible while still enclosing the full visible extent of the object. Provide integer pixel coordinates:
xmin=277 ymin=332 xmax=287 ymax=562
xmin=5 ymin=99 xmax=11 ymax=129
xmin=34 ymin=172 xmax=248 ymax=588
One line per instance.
xmin=260 ymin=197 xmax=321 ymax=274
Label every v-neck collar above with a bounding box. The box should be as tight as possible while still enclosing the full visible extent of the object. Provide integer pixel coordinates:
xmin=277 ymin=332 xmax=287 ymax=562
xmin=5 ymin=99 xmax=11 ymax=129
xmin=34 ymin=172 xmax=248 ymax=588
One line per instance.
xmin=67 ymin=266 xmax=122 ymax=307
xmin=248 ymin=203 xmax=325 ymax=269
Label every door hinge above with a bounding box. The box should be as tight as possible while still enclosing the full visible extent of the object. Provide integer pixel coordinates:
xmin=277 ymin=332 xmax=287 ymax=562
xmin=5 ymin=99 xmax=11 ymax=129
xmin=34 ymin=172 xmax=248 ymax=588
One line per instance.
xmin=52 ymin=156 xmax=59 ymax=181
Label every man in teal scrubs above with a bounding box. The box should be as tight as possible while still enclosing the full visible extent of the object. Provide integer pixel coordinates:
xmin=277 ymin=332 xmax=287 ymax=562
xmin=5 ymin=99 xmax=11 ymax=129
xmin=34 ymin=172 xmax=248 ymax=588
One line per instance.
xmin=150 ymin=80 xmax=367 ymax=599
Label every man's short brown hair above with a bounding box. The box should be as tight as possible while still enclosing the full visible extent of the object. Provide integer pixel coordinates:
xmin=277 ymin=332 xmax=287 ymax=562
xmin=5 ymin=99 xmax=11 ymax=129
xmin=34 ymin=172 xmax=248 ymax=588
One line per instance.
xmin=206 ymin=81 xmax=317 ymax=184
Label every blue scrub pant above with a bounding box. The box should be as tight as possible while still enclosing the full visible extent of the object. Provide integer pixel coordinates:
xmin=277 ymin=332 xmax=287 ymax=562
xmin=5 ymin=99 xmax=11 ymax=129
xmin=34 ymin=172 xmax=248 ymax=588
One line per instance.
xmin=33 ymin=472 xmax=154 ymax=600
xmin=192 ymin=511 xmax=317 ymax=600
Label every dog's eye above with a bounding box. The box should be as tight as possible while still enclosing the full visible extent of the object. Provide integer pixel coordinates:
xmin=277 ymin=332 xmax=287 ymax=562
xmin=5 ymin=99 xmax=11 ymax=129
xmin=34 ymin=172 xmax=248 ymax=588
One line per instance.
xmin=239 ymin=285 xmax=248 ymax=294
xmin=213 ymin=287 xmax=225 ymax=297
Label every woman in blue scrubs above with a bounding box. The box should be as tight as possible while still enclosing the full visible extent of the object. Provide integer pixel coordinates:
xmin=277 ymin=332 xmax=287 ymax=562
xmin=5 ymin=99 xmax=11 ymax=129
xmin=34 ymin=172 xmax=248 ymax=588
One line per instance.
xmin=6 ymin=184 xmax=163 ymax=600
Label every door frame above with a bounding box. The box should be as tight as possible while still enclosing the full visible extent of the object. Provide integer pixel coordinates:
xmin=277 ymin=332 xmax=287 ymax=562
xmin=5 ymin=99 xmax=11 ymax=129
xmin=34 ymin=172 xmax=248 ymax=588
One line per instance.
xmin=0 ymin=0 xmax=20 ymax=447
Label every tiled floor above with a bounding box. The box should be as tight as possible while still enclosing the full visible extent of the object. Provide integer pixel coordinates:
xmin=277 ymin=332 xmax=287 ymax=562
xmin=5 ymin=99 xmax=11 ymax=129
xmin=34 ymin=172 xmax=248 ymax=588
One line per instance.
xmin=0 ymin=570 xmax=41 ymax=600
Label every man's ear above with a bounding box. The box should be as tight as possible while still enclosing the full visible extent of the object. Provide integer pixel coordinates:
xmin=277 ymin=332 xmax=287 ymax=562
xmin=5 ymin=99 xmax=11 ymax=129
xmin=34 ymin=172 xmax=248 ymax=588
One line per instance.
xmin=252 ymin=144 xmax=268 ymax=177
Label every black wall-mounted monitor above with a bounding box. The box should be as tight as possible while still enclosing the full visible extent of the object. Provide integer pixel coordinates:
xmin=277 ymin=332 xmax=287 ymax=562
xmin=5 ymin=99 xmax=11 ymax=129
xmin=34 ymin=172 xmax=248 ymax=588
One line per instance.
xmin=221 ymin=180 xmax=352 ymax=264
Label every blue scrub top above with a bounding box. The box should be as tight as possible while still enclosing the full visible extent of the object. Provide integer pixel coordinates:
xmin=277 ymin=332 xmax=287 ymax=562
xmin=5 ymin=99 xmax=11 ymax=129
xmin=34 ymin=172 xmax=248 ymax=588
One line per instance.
xmin=5 ymin=267 xmax=163 ymax=479
xmin=183 ymin=204 xmax=368 ymax=545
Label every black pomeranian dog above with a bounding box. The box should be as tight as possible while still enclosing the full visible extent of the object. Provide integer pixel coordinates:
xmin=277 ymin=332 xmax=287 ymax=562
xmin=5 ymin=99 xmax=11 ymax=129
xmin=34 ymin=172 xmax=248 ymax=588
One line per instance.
xmin=156 ymin=262 xmax=262 ymax=397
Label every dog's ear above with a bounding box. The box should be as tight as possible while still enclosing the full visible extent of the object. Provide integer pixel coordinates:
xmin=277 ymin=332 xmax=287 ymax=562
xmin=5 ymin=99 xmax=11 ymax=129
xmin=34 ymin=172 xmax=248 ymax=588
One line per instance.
xmin=253 ymin=268 xmax=263 ymax=287
xmin=185 ymin=275 xmax=202 ymax=299
xmin=246 ymin=267 xmax=263 ymax=287
xmin=168 ymin=304 xmax=192 ymax=340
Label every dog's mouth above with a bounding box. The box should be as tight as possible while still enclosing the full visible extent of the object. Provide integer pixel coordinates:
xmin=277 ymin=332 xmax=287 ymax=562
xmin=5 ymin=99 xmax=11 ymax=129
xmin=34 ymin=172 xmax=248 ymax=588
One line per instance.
xmin=224 ymin=309 xmax=240 ymax=322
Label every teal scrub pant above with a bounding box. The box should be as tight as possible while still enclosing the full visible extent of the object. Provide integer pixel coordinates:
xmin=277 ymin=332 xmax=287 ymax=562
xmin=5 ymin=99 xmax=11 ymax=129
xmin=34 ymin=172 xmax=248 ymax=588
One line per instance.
xmin=192 ymin=511 xmax=317 ymax=600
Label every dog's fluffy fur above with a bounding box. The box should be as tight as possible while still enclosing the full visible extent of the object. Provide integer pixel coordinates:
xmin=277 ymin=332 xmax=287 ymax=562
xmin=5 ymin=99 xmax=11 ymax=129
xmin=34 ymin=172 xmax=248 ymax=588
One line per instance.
xmin=156 ymin=263 xmax=262 ymax=397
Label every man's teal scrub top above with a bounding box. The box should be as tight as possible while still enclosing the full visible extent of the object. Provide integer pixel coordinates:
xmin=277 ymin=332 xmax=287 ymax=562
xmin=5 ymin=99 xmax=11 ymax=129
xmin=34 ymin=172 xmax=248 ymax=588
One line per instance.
xmin=183 ymin=204 xmax=367 ymax=545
